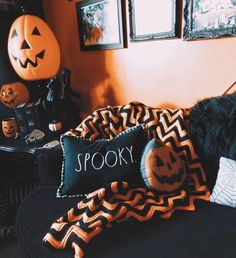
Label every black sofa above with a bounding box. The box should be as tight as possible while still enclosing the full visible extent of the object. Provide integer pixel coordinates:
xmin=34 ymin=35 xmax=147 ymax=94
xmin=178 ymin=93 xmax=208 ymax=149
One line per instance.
xmin=16 ymin=94 xmax=236 ymax=258
xmin=17 ymin=186 xmax=236 ymax=258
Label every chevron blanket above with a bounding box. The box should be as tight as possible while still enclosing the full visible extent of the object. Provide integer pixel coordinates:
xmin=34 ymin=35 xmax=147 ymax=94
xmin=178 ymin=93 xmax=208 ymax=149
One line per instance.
xmin=43 ymin=102 xmax=210 ymax=258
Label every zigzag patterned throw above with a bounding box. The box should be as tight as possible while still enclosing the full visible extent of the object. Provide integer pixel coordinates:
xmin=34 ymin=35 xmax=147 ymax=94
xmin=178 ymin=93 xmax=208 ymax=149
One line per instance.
xmin=43 ymin=102 xmax=210 ymax=258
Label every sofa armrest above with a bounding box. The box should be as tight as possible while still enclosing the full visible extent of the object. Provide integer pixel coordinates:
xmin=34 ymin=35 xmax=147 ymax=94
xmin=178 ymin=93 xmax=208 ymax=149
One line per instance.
xmin=36 ymin=146 xmax=63 ymax=187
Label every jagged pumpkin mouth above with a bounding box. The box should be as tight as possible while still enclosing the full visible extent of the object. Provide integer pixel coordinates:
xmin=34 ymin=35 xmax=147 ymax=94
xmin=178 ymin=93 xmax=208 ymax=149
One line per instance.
xmin=2 ymin=95 xmax=17 ymax=105
xmin=12 ymin=49 xmax=45 ymax=68
xmin=153 ymin=167 xmax=185 ymax=184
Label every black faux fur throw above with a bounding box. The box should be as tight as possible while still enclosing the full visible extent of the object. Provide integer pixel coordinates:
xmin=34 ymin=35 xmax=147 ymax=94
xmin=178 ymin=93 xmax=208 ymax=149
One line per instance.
xmin=189 ymin=92 xmax=236 ymax=191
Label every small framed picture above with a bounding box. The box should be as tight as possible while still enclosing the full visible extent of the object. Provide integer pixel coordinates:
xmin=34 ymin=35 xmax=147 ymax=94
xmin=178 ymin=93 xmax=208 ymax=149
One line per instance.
xmin=0 ymin=0 xmax=17 ymax=12
xmin=129 ymin=0 xmax=179 ymax=42
xmin=76 ymin=0 xmax=126 ymax=51
xmin=184 ymin=0 xmax=236 ymax=40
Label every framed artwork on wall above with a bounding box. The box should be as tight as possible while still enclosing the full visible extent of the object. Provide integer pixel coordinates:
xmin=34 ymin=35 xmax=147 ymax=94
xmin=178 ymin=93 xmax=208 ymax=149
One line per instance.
xmin=76 ymin=0 xmax=126 ymax=51
xmin=0 ymin=0 xmax=17 ymax=13
xmin=184 ymin=0 xmax=236 ymax=40
xmin=128 ymin=0 xmax=179 ymax=42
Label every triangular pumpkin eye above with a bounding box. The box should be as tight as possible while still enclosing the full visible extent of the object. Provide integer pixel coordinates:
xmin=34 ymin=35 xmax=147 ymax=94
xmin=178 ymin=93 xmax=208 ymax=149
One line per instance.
xmin=156 ymin=156 xmax=165 ymax=167
xmin=170 ymin=152 xmax=177 ymax=163
xmin=32 ymin=27 xmax=41 ymax=35
xmin=11 ymin=29 xmax=18 ymax=38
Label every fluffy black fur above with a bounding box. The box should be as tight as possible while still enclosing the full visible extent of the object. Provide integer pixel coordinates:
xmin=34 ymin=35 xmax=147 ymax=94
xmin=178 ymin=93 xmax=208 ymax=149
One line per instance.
xmin=189 ymin=93 xmax=236 ymax=192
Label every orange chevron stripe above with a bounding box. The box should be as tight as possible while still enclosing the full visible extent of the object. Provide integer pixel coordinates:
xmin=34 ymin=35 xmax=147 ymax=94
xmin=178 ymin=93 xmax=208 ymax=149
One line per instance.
xmin=156 ymin=127 xmax=182 ymax=144
xmin=67 ymin=209 xmax=86 ymax=223
xmin=117 ymin=192 xmax=185 ymax=223
xmin=190 ymin=173 xmax=208 ymax=191
xmin=187 ymin=163 xmax=206 ymax=182
xmin=110 ymin=181 xmax=120 ymax=193
xmin=156 ymin=131 xmax=199 ymax=163
xmin=164 ymin=139 xmax=197 ymax=161
xmin=88 ymin=205 xmax=128 ymax=229
xmin=161 ymin=109 xmax=184 ymax=123
xmin=86 ymin=187 xmax=106 ymax=199
xmin=83 ymin=122 xmax=100 ymax=140
xmin=160 ymin=190 xmax=210 ymax=219
xmin=165 ymin=139 xmax=198 ymax=161
xmin=158 ymin=119 xmax=188 ymax=139
xmin=120 ymin=205 xmax=169 ymax=222
xmin=50 ymin=222 xmax=68 ymax=231
xmin=113 ymin=188 xmax=148 ymax=201
xmin=109 ymin=127 xmax=123 ymax=139
xmin=43 ymin=224 xmax=102 ymax=248
xmin=82 ymin=206 xmax=128 ymax=224
xmin=72 ymin=242 xmax=84 ymax=258
xmin=107 ymin=112 xmax=120 ymax=124
xmin=143 ymin=109 xmax=160 ymax=123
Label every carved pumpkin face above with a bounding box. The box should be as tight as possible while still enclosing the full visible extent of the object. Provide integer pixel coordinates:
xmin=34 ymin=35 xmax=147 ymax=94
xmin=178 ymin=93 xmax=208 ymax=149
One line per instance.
xmin=0 ymin=82 xmax=29 ymax=108
xmin=2 ymin=118 xmax=18 ymax=138
xmin=8 ymin=15 xmax=60 ymax=81
xmin=141 ymin=139 xmax=186 ymax=192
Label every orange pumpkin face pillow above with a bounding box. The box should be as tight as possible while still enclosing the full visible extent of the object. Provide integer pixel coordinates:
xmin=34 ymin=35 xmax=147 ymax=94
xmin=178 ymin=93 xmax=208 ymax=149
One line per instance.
xmin=140 ymin=139 xmax=186 ymax=192
xmin=0 ymin=82 xmax=29 ymax=108
xmin=8 ymin=15 xmax=60 ymax=81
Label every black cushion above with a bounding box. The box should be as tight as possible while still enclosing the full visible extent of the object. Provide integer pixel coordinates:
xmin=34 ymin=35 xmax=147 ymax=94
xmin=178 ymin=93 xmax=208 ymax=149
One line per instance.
xmin=57 ymin=125 xmax=146 ymax=197
xmin=17 ymin=186 xmax=236 ymax=258
xmin=189 ymin=93 xmax=236 ymax=192
xmin=36 ymin=146 xmax=63 ymax=186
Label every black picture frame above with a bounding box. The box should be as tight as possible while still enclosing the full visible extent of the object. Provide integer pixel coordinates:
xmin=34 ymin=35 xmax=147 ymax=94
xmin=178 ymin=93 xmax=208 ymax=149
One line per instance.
xmin=129 ymin=0 xmax=179 ymax=42
xmin=184 ymin=0 xmax=236 ymax=40
xmin=76 ymin=0 xmax=126 ymax=51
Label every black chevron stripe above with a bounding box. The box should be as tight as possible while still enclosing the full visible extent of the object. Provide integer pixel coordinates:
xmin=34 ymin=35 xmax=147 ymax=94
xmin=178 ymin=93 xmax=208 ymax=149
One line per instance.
xmin=166 ymin=138 xmax=199 ymax=164
xmin=158 ymin=115 xmax=188 ymax=135
xmin=159 ymin=112 xmax=184 ymax=128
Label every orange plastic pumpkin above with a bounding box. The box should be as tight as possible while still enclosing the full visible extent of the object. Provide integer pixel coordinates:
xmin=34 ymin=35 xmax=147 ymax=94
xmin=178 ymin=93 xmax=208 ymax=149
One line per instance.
xmin=141 ymin=139 xmax=186 ymax=192
xmin=0 ymin=82 xmax=29 ymax=108
xmin=8 ymin=15 xmax=60 ymax=81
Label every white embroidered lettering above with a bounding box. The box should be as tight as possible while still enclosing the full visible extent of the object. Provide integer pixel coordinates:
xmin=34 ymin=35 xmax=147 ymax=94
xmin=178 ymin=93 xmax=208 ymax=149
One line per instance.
xmin=126 ymin=146 xmax=134 ymax=163
xmin=84 ymin=153 xmax=90 ymax=171
xmin=118 ymin=147 xmax=128 ymax=165
xmin=91 ymin=152 xmax=104 ymax=170
xmin=105 ymin=151 xmax=118 ymax=168
xmin=75 ymin=153 xmax=83 ymax=172
xmin=74 ymin=145 xmax=135 ymax=172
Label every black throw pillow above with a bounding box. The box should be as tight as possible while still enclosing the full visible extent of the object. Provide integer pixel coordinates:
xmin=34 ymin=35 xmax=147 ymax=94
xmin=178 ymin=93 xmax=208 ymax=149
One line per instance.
xmin=57 ymin=125 xmax=146 ymax=197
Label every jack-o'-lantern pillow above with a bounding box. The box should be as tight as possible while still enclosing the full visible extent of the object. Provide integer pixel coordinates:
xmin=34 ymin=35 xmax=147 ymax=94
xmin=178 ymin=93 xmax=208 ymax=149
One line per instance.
xmin=140 ymin=139 xmax=186 ymax=192
xmin=8 ymin=15 xmax=60 ymax=81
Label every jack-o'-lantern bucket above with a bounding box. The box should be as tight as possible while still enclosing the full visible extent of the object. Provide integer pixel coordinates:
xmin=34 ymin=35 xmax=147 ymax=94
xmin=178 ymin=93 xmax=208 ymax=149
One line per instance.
xmin=2 ymin=118 xmax=18 ymax=138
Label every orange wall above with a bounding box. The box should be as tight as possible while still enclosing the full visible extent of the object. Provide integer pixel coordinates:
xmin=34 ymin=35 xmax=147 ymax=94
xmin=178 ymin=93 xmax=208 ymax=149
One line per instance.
xmin=43 ymin=0 xmax=236 ymax=116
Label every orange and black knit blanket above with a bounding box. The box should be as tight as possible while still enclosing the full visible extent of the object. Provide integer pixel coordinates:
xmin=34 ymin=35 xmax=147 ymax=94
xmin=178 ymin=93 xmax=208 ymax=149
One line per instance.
xmin=43 ymin=102 xmax=210 ymax=258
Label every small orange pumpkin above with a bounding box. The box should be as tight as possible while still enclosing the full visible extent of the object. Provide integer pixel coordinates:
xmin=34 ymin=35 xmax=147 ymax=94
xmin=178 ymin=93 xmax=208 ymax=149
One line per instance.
xmin=141 ymin=139 xmax=186 ymax=192
xmin=2 ymin=118 xmax=18 ymax=138
xmin=0 ymin=82 xmax=29 ymax=108
xmin=8 ymin=15 xmax=60 ymax=81
xmin=48 ymin=120 xmax=62 ymax=132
